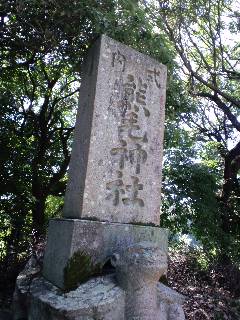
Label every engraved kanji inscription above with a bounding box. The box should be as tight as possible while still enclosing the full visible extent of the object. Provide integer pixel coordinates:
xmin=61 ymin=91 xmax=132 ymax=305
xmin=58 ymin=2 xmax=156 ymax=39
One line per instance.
xmin=106 ymin=171 xmax=125 ymax=206
xmin=109 ymin=78 xmax=123 ymax=108
xmin=124 ymin=74 xmax=136 ymax=104
xmin=110 ymin=147 xmax=128 ymax=169
xmin=112 ymin=50 xmax=126 ymax=72
xmin=106 ymin=69 xmax=152 ymax=208
xmin=120 ymin=74 xmax=137 ymax=116
xmin=147 ymin=68 xmax=161 ymax=88
xmin=135 ymin=77 xmax=150 ymax=117
xmin=129 ymin=144 xmax=147 ymax=174
xmin=122 ymin=176 xmax=144 ymax=207
xmin=118 ymin=112 xmax=148 ymax=146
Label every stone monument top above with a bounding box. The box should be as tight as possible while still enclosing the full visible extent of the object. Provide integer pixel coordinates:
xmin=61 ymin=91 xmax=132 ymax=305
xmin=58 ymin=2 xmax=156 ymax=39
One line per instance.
xmin=63 ymin=35 xmax=167 ymax=225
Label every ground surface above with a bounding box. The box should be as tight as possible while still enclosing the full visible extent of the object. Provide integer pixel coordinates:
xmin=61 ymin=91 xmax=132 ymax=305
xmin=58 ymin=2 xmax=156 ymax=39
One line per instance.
xmin=167 ymin=250 xmax=240 ymax=320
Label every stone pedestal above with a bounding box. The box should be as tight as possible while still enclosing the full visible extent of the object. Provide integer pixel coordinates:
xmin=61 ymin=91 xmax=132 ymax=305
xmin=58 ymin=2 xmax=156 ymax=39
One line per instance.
xmin=43 ymin=219 xmax=168 ymax=289
xmin=14 ymin=257 xmax=186 ymax=320
xmin=14 ymin=258 xmax=125 ymax=320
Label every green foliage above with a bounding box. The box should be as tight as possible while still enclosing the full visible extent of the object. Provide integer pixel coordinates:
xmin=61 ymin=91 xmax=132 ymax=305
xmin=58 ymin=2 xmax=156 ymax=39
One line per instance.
xmin=45 ymin=195 xmax=64 ymax=220
xmin=64 ymin=251 xmax=102 ymax=292
xmin=162 ymin=121 xmax=231 ymax=259
xmin=162 ymin=147 xmax=220 ymax=233
xmin=145 ymin=0 xmax=240 ymax=263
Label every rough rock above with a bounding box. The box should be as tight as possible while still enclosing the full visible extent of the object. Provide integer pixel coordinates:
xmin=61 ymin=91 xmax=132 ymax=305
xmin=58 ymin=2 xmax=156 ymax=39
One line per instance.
xmin=14 ymin=261 xmax=125 ymax=320
xmin=111 ymin=241 xmax=168 ymax=319
xmin=14 ymin=256 xmax=185 ymax=320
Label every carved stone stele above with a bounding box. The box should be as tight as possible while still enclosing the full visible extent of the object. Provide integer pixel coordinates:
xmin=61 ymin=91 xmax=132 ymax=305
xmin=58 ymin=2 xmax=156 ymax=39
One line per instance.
xmin=63 ymin=35 xmax=167 ymax=225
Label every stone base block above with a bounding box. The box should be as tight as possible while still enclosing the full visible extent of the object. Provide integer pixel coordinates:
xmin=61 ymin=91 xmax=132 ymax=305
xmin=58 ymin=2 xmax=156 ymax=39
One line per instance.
xmin=14 ymin=259 xmax=185 ymax=320
xmin=14 ymin=260 xmax=125 ymax=320
xmin=43 ymin=219 xmax=168 ymax=289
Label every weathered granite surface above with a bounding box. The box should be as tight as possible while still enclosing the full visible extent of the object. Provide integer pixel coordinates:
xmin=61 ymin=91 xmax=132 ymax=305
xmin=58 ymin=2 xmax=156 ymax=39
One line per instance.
xmin=14 ymin=256 xmax=186 ymax=320
xmin=43 ymin=219 xmax=168 ymax=289
xmin=14 ymin=258 xmax=125 ymax=320
xmin=111 ymin=241 xmax=168 ymax=320
xmin=63 ymin=34 xmax=167 ymax=225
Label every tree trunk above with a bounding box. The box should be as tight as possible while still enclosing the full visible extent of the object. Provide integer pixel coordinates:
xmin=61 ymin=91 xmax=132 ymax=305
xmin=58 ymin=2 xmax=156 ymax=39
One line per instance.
xmin=218 ymin=141 xmax=240 ymax=261
xmin=32 ymin=196 xmax=47 ymax=236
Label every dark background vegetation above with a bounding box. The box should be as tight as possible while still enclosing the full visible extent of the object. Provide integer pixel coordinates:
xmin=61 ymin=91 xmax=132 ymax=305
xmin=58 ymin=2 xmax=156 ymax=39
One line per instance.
xmin=0 ymin=0 xmax=240 ymax=318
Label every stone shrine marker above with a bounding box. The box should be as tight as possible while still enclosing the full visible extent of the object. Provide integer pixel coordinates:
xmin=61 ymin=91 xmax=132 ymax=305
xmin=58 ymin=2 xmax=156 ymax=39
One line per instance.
xmin=14 ymin=36 xmax=186 ymax=319
xmin=64 ymin=35 xmax=167 ymax=225
xmin=43 ymin=34 xmax=168 ymax=291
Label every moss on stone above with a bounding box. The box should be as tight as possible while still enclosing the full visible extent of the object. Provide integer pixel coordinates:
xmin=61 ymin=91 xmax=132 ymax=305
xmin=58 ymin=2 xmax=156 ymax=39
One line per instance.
xmin=64 ymin=251 xmax=102 ymax=292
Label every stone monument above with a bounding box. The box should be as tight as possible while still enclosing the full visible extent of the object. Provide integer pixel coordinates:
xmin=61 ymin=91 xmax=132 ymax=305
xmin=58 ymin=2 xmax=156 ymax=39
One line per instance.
xmin=13 ymin=35 xmax=186 ymax=320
